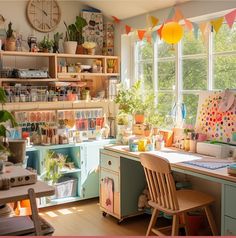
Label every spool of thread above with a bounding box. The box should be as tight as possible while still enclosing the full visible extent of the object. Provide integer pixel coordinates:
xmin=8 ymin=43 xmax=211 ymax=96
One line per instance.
xmin=189 ymin=140 xmax=197 ymax=153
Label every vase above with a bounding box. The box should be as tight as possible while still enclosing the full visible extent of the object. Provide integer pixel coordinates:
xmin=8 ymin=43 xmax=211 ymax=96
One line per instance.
xmin=107 ymin=68 xmax=114 ymax=73
xmin=63 ymin=41 xmax=77 ymax=54
xmin=5 ymin=38 xmax=16 ymax=51
xmin=87 ymin=48 xmax=95 ymax=55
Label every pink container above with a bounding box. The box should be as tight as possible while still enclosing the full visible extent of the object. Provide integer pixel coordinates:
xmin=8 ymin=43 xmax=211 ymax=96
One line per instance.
xmin=197 ymin=133 xmax=207 ymax=142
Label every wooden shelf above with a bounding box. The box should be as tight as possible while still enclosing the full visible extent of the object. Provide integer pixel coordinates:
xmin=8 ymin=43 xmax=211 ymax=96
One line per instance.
xmin=0 ymin=51 xmax=55 ymax=57
xmin=0 ymin=78 xmax=58 ymax=82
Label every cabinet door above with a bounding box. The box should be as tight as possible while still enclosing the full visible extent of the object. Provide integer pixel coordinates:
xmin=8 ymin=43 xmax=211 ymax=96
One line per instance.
xmin=224 ymin=216 xmax=236 ymax=235
xmin=100 ymin=168 xmax=120 ymax=217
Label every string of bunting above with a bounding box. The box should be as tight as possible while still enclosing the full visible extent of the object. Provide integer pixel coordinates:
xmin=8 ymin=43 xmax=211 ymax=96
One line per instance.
xmin=112 ymin=8 xmax=236 ymax=45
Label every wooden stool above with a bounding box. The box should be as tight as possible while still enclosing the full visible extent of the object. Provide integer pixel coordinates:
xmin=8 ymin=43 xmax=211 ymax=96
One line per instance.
xmin=140 ymin=153 xmax=218 ymax=236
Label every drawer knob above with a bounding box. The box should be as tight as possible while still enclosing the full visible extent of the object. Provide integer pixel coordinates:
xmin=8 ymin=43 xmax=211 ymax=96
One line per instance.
xmin=108 ymin=161 xmax=112 ymax=165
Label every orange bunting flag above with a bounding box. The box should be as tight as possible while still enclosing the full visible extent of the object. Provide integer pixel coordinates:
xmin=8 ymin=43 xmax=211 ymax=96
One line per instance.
xmin=112 ymin=16 xmax=121 ymax=23
xmin=173 ymin=8 xmax=184 ymax=22
xmin=150 ymin=16 xmax=159 ymax=28
xmin=137 ymin=30 xmax=146 ymax=40
xmin=225 ymin=9 xmax=236 ymax=28
xmin=211 ymin=17 xmax=224 ymax=33
xmin=125 ymin=25 xmax=132 ymax=34
xmin=199 ymin=22 xmax=209 ymax=35
xmin=184 ymin=19 xmax=193 ymax=31
xmin=157 ymin=24 xmax=164 ymax=39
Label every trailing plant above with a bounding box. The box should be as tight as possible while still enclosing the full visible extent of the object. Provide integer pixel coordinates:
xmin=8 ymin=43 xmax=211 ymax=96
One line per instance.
xmin=0 ymin=87 xmax=18 ymax=157
xmin=64 ymin=16 xmax=87 ymax=44
xmin=44 ymin=151 xmax=66 ymax=184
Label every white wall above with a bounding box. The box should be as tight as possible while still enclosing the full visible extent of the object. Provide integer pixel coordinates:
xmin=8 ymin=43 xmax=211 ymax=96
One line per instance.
xmin=0 ymin=0 xmax=86 ymax=50
xmin=114 ymin=0 xmax=236 ymax=55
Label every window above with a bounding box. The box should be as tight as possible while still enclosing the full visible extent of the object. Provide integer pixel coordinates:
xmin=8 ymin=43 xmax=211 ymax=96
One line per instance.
xmin=132 ymin=19 xmax=236 ymax=128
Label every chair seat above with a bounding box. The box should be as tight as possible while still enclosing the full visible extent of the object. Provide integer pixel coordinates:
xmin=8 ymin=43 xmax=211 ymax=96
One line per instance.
xmin=149 ymin=189 xmax=214 ymax=215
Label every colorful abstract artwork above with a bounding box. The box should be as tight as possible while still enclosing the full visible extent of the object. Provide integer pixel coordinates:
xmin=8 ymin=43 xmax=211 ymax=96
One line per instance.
xmin=195 ymin=91 xmax=236 ymax=144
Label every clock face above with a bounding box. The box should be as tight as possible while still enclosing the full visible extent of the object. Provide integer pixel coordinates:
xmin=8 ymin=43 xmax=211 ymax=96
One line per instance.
xmin=27 ymin=0 xmax=61 ymax=32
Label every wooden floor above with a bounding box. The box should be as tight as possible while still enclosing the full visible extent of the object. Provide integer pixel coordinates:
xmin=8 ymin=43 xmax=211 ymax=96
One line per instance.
xmin=39 ymin=198 xmax=150 ymax=236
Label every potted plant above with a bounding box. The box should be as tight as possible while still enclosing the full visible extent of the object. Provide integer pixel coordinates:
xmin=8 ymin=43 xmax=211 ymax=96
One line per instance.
xmin=5 ymin=22 xmax=16 ymax=51
xmin=0 ymin=87 xmax=18 ymax=173
xmin=82 ymin=41 xmax=96 ymax=55
xmin=64 ymin=16 xmax=87 ymax=54
xmin=107 ymin=59 xmax=115 ymax=73
xmin=38 ymin=36 xmax=54 ymax=53
xmin=53 ymin=32 xmax=63 ymax=53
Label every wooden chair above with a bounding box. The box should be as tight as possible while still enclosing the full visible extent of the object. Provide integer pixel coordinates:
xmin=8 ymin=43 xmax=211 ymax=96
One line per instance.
xmin=140 ymin=153 xmax=218 ymax=236
xmin=0 ymin=188 xmax=54 ymax=236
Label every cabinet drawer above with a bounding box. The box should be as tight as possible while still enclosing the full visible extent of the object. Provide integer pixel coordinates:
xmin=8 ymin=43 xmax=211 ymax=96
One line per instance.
xmin=100 ymin=168 xmax=119 ymax=193
xmin=225 ymin=185 xmax=236 ymax=218
xmin=224 ymin=216 xmax=236 ymax=235
xmin=100 ymin=153 xmax=120 ymax=172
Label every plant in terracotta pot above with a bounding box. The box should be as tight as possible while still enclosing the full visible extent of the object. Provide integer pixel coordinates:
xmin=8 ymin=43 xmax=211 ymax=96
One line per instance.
xmin=82 ymin=41 xmax=96 ymax=55
xmin=107 ymin=59 xmax=115 ymax=73
xmin=39 ymin=36 xmax=54 ymax=53
xmin=5 ymin=22 xmax=16 ymax=51
xmin=0 ymin=87 xmax=18 ymax=173
xmin=64 ymin=16 xmax=87 ymax=54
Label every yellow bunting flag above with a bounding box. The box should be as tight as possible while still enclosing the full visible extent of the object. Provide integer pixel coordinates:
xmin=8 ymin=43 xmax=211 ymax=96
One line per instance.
xmin=211 ymin=17 xmax=224 ymax=33
xmin=150 ymin=16 xmax=159 ymax=28
xmin=184 ymin=19 xmax=193 ymax=31
xmin=137 ymin=30 xmax=146 ymax=40
xmin=125 ymin=25 xmax=132 ymax=34
xmin=112 ymin=16 xmax=121 ymax=24
xmin=173 ymin=8 xmax=184 ymax=22
xmin=157 ymin=24 xmax=164 ymax=39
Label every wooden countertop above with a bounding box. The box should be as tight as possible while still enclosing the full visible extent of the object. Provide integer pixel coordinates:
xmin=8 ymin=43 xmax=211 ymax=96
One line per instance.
xmin=103 ymin=145 xmax=236 ymax=184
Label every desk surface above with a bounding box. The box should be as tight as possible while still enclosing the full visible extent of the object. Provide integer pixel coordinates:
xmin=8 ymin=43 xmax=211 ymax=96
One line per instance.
xmin=0 ymin=180 xmax=54 ymax=204
xmin=104 ymin=145 xmax=236 ymax=184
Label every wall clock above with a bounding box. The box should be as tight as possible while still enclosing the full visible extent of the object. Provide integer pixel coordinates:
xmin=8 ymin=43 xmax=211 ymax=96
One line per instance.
xmin=27 ymin=0 xmax=61 ymax=33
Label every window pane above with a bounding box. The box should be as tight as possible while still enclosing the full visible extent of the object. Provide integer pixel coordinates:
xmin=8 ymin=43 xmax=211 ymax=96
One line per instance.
xmin=183 ymin=58 xmax=207 ymax=90
xmin=182 ymin=31 xmax=206 ymax=55
xmin=158 ymin=61 xmax=175 ymax=90
xmin=137 ymin=62 xmax=153 ymax=89
xmin=158 ymin=40 xmax=175 ymax=58
xmin=137 ymin=41 xmax=153 ymax=61
xmin=157 ymin=93 xmax=175 ymax=128
xmin=214 ymin=23 xmax=236 ymax=52
xmin=182 ymin=94 xmax=199 ymax=125
xmin=214 ymin=55 xmax=236 ymax=89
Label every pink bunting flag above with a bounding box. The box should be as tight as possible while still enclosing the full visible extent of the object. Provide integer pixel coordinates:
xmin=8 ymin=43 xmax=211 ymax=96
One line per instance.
xmin=225 ymin=9 xmax=236 ymax=28
xmin=125 ymin=25 xmax=132 ymax=34
xmin=184 ymin=19 xmax=193 ymax=31
xmin=173 ymin=8 xmax=184 ymax=22
xmin=112 ymin=16 xmax=121 ymax=24
xmin=211 ymin=17 xmax=224 ymax=33
xmin=137 ymin=30 xmax=146 ymax=40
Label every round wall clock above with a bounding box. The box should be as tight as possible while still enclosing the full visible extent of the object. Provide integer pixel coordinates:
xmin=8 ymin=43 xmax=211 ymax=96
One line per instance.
xmin=27 ymin=0 xmax=61 ymax=33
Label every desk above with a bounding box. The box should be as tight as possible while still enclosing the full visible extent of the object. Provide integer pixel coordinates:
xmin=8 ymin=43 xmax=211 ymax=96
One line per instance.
xmin=100 ymin=145 xmax=236 ymax=235
xmin=0 ymin=168 xmax=54 ymax=235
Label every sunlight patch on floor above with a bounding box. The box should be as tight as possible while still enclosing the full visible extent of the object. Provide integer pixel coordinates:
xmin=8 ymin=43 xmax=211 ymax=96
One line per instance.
xmin=57 ymin=209 xmax=73 ymax=215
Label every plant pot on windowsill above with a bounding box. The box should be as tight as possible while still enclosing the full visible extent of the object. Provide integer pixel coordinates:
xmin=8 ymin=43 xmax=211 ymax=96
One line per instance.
xmin=107 ymin=68 xmax=114 ymax=74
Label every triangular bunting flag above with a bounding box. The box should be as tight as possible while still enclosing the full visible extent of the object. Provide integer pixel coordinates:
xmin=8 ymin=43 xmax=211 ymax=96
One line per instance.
xmin=112 ymin=16 xmax=121 ymax=24
xmin=157 ymin=24 xmax=164 ymax=39
xmin=151 ymin=30 xmax=158 ymax=42
xmin=137 ymin=30 xmax=146 ymax=40
xmin=225 ymin=9 xmax=236 ymax=28
xmin=184 ymin=19 xmax=193 ymax=31
xmin=192 ymin=22 xmax=199 ymax=39
xmin=199 ymin=22 xmax=209 ymax=35
xmin=173 ymin=7 xmax=184 ymax=22
xmin=167 ymin=8 xmax=175 ymax=21
xmin=150 ymin=16 xmax=159 ymax=28
xmin=211 ymin=17 xmax=224 ymax=33
xmin=125 ymin=25 xmax=132 ymax=34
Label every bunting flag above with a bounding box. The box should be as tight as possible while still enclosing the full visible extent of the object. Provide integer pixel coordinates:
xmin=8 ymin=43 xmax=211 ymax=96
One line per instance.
xmin=125 ymin=25 xmax=132 ymax=34
xmin=199 ymin=22 xmax=209 ymax=35
xmin=150 ymin=16 xmax=159 ymax=28
xmin=157 ymin=24 xmax=164 ymax=39
xmin=192 ymin=22 xmax=199 ymax=39
xmin=137 ymin=30 xmax=146 ymax=40
xmin=184 ymin=19 xmax=193 ymax=31
xmin=173 ymin=8 xmax=184 ymax=22
xmin=225 ymin=9 xmax=236 ymax=28
xmin=151 ymin=30 xmax=158 ymax=42
xmin=167 ymin=7 xmax=175 ymax=21
xmin=112 ymin=16 xmax=121 ymax=23
xmin=211 ymin=17 xmax=224 ymax=33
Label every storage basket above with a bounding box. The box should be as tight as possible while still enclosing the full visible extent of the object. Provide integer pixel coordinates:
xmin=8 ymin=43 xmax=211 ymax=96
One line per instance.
xmin=54 ymin=177 xmax=77 ymax=199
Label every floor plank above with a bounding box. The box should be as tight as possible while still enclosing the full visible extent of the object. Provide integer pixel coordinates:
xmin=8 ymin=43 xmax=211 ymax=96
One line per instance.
xmin=39 ymin=199 xmax=150 ymax=236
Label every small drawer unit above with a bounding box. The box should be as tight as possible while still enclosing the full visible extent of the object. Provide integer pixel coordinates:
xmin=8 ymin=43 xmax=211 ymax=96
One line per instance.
xmin=224 ymin=185 xmax=236 ymax=219
xmin=224 ymin=216 xmax=236 ymax=235
xmin=100 ymin=152 xmax=120 ymax=172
